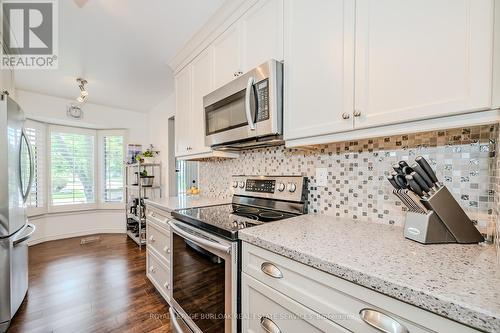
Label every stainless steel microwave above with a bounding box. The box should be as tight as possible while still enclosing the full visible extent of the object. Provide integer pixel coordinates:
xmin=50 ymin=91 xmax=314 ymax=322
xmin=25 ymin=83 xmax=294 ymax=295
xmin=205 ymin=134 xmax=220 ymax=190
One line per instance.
xmin=204 ymin=59 xmax=283 ymax=150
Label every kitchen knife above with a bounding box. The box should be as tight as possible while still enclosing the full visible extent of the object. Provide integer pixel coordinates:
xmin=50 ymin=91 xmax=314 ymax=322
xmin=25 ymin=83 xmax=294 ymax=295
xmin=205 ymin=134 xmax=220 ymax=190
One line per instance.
xmin=415 ymin=156 xmax=439 ymax=184
xmin=398 ymin=161 xmax=410 ymax=170
xmin=392 ymin=163 xmax=403 ymax=174
xmin=405 ymin=175 xmax=424 ymax=197
xmin=411 ymin=162 xmax=434 ymax=188
xmin=387 ymin=175 xmax=401 ymax=190
xmin=402 ymin=165 xmax=414 ymax=175
xmin=392 ymin=171 xmax=407 ymax=189
xmin=410 ymin=171 xmax=431 ymax=194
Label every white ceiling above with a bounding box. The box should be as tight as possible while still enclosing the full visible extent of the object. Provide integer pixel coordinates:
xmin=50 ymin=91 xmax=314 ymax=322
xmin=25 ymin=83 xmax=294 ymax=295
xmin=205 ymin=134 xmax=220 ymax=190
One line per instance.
xmin=14 ymin=0 xmax=224 ymax=112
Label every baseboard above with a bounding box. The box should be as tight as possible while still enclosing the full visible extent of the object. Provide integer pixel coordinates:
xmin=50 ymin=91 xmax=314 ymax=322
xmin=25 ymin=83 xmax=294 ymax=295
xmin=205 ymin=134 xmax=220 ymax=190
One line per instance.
xmin=28 ymin=228 xmax=125 ymax=246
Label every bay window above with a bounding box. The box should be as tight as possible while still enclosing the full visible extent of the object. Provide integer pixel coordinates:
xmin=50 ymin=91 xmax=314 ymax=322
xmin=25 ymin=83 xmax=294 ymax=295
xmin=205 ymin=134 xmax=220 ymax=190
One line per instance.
xmin=24 ymin=120 xmax=126 ymax=215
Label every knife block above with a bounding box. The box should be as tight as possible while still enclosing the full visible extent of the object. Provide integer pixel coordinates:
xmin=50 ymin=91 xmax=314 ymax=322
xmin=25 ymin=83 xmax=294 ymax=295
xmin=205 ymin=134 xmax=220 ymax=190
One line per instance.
xmin=403 ymin=186 xmax=484 ymax=244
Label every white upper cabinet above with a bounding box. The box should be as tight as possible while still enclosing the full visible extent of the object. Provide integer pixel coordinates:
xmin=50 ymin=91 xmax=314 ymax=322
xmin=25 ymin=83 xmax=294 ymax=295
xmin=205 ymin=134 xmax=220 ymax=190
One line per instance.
xmin=190 ymin=48 xmax=214 ymax=154
xmin=353 ymin=0 xmax=494 ymax=129
xmin=213 ymin=24 xmax=242 ymax=90
xmin=174 ymin=66 xmax=192 ymax=157
xmin=284 ymin=0 xmax=355 ymax=140
xmin=241 ymin=0 xmax=284 ymax=72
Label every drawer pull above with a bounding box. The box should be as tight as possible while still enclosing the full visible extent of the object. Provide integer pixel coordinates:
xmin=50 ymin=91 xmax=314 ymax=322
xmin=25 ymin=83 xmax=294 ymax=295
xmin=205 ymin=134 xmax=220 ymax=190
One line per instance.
xmin=261 ymin=262 xmax=283 ymax=279
xmin=149 ymin=235 xmax=155 ymax=243
xmin=163 ymin=246 xmax=170 ymax=254
xmin=359 ymin=308 xmax=409 ymax=333
xmin=149 ymin=266 xmax=156 ymax=274
xmin=260 ymin=316 xmax=281 ymax=333
xmin=163 ymin=282 xmax=170 ymax=290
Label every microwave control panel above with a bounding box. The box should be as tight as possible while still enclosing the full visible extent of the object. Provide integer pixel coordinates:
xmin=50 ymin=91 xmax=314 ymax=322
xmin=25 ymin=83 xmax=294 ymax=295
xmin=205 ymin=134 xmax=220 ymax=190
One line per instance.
xmin=256 ymin=79 xmax=269 ymax=122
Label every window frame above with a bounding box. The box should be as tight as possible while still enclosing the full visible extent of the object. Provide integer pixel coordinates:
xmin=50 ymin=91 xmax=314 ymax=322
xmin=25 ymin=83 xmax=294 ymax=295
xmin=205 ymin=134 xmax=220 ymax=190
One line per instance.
xmin=25 ymin=120 xmax=46 ymax=216
xmin=48 ymin=124 xmax=98 ymax=213
xmin=98 ymin=129 xmax=127 ymax=210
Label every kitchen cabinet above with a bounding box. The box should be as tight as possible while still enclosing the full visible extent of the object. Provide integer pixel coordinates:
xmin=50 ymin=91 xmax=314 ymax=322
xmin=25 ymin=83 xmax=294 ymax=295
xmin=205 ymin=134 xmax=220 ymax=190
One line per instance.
xmin=284 ymin=0 xmax=355 ymax=140
xmin=213 ymin=0 xmax=284 ymax=90
xmin=354 ymin=0 xmax=494 ymax=129
xmin=285 ymin=0 xmax=497 ymax=145
xmin=145 ymin=205 xmax=172 ymax=304
xmin=174 ymin=66 xmax=192 ymax=157
xmin=241 ymin=0 xmax=284 ymax=72
xmin=190 ymin=47 xmax=214 ymax=154
xmin=241 ymin=242 xmax=481 ymax=333
xmin=0 ymin=33 xmax=15 ymax=97
xmin=213 ymin=24 xmax=242 ymax=90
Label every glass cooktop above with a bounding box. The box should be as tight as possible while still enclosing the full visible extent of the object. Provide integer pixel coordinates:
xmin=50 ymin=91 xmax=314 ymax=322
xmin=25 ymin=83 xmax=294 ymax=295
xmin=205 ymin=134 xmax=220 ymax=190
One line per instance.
xmin=171 ymin=204 xmax=299 ymax=240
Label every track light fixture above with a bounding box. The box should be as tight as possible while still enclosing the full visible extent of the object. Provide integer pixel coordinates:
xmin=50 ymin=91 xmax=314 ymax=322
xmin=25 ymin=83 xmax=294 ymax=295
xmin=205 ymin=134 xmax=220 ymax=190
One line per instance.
xmin=76 ymin=78 xmax=88 ymax=103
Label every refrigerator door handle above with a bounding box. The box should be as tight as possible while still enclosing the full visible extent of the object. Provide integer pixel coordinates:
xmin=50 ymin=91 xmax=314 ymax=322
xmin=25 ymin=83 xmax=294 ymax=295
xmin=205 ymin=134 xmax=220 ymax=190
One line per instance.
xmin=13 ymin=223 xmax=36 ymax=246
xmin=19 ymin=128 xmax=34 ymax=203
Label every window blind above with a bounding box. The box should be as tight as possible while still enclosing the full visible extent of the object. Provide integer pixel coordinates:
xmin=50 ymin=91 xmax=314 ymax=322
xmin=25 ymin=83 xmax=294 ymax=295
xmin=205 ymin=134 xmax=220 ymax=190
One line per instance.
xmin=103 ymin=135 xmax=124 ymax=202
xmin=50 ymin=128 xmax=95 ymax=206
xmin=24 ymin=120 xmax=46 ymax=209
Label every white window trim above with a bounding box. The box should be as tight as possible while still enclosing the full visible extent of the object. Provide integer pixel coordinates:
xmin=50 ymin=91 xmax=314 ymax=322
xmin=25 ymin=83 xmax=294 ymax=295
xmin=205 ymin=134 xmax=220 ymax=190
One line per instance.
xmin=25 ymin=120 xmax=46 ymax=216
xmin=47 ymin=125 xmax=98 ymax=213
xmin=98 ymin=129 xmax=127 ymax=210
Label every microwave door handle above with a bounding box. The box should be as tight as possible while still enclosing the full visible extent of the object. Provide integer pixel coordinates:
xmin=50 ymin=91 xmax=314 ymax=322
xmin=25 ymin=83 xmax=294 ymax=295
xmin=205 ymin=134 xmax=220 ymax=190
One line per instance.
xmin=245 ymin=76 xmax=256 ymax=130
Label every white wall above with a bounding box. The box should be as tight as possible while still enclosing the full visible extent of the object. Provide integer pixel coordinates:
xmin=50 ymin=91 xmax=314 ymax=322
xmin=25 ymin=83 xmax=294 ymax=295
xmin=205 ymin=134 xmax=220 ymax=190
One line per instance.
xmin=148 ymin=93 xmax=176 ymax=194
xmin=14 ymin=90 xmax=150 ymax=244
xmin=28 ymin=211 xmax=125 ymax=245
xmin=16 ymin=89 xmax=150 ymax=146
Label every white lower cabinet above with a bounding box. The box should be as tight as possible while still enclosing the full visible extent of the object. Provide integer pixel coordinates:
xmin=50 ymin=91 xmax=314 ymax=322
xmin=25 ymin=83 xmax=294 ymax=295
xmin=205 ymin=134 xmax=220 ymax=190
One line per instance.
xmin=145 ymin=205 xmax=171 ymax=304
xmin=241 ymin=242 xmax=481 ymax=333
xmin=241 ymin=272 xmax=350 ymax=333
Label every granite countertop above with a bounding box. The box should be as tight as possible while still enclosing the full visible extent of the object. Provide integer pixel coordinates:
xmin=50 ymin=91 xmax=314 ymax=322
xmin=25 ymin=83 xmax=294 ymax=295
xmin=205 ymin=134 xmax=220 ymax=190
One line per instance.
xmin=144 ymin=195 xmax=231 ymax=212
xmin=239 ymin=214 xmax=500 ymax=332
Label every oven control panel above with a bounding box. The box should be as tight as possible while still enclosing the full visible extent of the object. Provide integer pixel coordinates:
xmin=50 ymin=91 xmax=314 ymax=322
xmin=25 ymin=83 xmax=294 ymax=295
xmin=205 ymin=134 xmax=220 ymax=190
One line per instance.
xmin=231 ymin=175 xmax=307 ymax=202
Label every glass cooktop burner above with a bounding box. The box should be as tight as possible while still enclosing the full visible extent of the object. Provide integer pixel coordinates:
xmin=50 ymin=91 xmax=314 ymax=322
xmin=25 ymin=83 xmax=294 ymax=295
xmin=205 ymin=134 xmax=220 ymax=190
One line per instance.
xmin=172 ymin=204 xmax=299 ymax=240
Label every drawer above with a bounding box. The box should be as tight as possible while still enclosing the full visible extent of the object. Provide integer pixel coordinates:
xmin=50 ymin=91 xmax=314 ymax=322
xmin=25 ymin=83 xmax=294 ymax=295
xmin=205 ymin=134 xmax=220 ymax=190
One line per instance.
xmin=146 ymin=221 xmax=171 ymax=263
xmin=242 ymin=243 xmax=479 ymax=333
xmin=242 ymin=273 xmax=350 ymax=333
xmin=146 ymin=205 xmax=171 ymax=231
xmin=146 ymin=249 xmax=170 ymax=303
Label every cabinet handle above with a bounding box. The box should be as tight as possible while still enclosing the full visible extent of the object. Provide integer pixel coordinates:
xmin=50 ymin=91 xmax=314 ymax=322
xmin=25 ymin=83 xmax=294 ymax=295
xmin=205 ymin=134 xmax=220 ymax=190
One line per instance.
xmin=261 ymin=262 xmax=283 ymax=279
xmin=163 ymin=281 xmax=170 ymax=290
xmin=353 ymin=110 xmax=362 ymax=117
xmin=260 ymin=317 xmax=281 ymax=333
xmin=342 ymin=112 xmax=350 ymax=120
xmin=359 ymin=308 xmax=409 ymax=333
xmin=149 ymin=235 xmax=155 ymax=243
xmin=163 ymin=246 xmax=171 ymax=254
xmin=149 ymin=266 xmax=156 ymax=274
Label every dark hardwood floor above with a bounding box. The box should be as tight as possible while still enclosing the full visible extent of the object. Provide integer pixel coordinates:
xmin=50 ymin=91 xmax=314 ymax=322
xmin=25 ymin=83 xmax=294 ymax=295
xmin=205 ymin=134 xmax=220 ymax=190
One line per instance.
xmin=8 ymin=234 xmax=172 ymax=333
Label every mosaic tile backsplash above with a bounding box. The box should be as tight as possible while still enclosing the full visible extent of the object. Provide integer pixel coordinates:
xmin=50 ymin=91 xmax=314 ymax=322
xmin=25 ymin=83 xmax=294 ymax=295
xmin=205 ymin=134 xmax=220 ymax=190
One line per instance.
xmin=199 ymin=124 xmax=499 ymax=236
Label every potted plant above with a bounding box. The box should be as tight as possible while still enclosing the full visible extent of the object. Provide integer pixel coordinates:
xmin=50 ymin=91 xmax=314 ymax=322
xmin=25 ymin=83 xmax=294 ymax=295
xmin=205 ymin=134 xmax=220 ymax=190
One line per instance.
xmin=142 ymin=150 xmax=155 ymax=164
xmin=140 ymin=170 xmax=154 ymax=187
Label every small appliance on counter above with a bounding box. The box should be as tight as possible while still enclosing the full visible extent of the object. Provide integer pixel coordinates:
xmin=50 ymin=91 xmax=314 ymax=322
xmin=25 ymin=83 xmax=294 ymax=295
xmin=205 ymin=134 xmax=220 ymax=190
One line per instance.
xmin=168 ymin=175 xmax=308 ymax=333
xmin=387 ymin=156 xmax=484 ymax=244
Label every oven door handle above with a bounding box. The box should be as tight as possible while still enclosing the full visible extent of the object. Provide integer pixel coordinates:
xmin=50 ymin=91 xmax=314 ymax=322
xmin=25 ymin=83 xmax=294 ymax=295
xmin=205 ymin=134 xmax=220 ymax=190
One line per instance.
xmin=169 ymin=221 xmax=232 ymax=255
xmin=245 ymin=76 xmax=256 ymax=130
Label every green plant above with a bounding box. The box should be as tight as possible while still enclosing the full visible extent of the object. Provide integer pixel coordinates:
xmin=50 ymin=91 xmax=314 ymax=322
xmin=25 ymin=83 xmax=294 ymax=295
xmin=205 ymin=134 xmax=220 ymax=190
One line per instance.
xmin=143 ymin=150 xmax=154 ymax=158
xmin=140 ymin=170 xmax=148 ymax=177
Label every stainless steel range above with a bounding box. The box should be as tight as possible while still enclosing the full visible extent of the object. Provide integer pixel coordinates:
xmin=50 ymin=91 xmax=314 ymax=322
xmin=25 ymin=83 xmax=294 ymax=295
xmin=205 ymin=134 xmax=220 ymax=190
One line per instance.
xmin=168 ymin=175 xmax=308 ymax=333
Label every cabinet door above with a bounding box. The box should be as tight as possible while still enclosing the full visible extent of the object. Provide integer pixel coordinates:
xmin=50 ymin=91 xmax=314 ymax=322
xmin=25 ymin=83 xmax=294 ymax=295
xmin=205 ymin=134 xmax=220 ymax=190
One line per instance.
xmin=174 ymin=66 xmax=192 ymax=157
xmin=190 ymin=48 xmax=213 ymax=154
xmin=284 ymin=0 xmax=355 ymax=141
xmin=213 ymin=24 xmax=241 ymax=89
xmin=241 ymin=273 xmax=350 ymax=333
xmin=241 ymin=0 xmax=284 ymax=72
xmin=354 ymin=0 xmax=494 ymax=129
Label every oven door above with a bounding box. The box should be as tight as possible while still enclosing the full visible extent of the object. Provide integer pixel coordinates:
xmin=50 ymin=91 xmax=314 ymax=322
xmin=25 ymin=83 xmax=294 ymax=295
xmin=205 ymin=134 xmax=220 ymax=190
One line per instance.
xmin=169 ymin=220 xmax=237 ymax=333
xmin=204 ymin=59 xmax=283 ymax=147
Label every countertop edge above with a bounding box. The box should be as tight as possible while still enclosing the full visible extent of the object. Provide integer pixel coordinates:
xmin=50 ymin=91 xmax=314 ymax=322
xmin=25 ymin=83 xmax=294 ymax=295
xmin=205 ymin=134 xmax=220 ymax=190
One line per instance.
xmin=238 ymin=232 xmax=499 ymax=333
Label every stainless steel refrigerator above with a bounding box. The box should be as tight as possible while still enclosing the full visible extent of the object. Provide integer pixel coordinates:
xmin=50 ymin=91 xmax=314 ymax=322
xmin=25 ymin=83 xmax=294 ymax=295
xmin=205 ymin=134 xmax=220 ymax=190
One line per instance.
xmin=0 ymin=94 xmax=36 ymax=333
